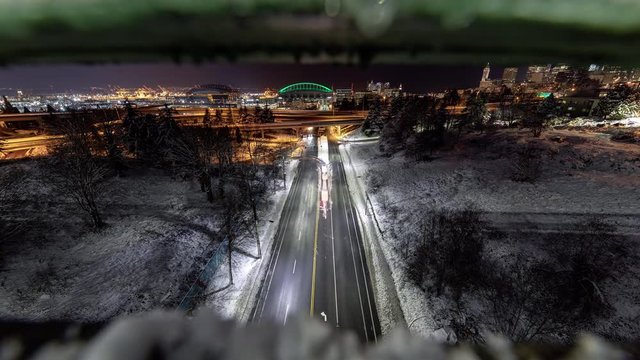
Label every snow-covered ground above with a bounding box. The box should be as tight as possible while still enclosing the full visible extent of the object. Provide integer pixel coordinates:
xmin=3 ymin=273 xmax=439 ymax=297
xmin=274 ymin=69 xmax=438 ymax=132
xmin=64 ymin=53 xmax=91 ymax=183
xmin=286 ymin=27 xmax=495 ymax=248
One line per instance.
xmin=344 ymin=128 xmax=640 ymax=340
xmin=340 ymin=127 xmax=380 ymax=142
xmin=554 ymin=116 xmax=640 ymax=128
xmin=0 ymin=158 xmax=290 ymax=321
xmin=204 ymin=159 xmax=298 ymax=321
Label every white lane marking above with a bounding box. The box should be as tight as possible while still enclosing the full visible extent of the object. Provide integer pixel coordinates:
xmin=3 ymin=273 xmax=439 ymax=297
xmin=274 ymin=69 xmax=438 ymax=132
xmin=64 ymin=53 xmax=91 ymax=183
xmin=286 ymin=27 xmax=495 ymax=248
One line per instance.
xmin=293 ymin=259 xmax=297 ymax=274
xmin=284 ymin=303 xmax=290 ymax=325
xmin=330 ymin=200 xmax=339 ymax=327
xmin=298 ymin=230 xmax=302 ymax=241
xmin=339 ymin=149 xmax=369 ymax=342
xmin=339 ymin=150 xmax=378 ymax=343
xmin=256 ymin=160 xmax=305 ymax=320
xmin=321 ymin=311 xmax=327 ymax=322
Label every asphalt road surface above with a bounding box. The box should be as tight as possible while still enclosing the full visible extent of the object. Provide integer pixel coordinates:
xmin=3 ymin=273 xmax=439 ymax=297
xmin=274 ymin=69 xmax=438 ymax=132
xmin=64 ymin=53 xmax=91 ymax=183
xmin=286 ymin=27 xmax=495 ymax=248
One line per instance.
xmin=250 ymin=137 xmax=381 ymax=343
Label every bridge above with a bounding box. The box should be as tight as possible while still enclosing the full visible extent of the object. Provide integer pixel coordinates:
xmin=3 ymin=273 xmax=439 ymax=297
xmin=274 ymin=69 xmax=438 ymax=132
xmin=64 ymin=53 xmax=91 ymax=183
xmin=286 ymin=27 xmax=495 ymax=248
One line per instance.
xmin=0 ymin=108 xmax=365 ymax=126
xmin=0 ymin=109 xmax=366 ymax=159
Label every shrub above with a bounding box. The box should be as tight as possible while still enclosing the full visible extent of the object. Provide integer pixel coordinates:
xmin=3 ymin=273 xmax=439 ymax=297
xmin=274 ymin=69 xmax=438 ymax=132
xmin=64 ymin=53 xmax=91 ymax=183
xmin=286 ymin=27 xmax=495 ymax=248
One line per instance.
xmin=407 ymin=207 xmax=487 ymax=304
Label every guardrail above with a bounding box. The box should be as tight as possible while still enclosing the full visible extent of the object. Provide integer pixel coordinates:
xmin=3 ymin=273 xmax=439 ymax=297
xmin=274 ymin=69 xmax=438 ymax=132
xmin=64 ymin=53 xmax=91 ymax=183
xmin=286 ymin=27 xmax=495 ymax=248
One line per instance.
xmin=177 ymin=239 xmax=228 ymax=313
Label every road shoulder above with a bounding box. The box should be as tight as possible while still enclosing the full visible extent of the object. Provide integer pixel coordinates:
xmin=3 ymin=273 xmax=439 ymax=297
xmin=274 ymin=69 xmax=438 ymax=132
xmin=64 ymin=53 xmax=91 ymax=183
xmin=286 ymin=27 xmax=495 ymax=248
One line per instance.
xmin=338 ymin=143 xmax=407 ymax=334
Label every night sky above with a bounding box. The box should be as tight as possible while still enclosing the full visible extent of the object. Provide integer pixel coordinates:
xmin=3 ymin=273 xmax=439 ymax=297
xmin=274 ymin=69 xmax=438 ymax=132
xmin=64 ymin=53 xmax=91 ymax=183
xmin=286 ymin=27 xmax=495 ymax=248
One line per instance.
xmin=0 ymin=63 xmax=510 ymax=94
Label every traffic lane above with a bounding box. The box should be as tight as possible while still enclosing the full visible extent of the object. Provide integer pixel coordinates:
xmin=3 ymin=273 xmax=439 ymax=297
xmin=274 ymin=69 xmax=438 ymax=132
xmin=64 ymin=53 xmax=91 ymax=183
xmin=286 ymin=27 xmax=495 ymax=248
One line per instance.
xmin=258 ymin=186 xmax=315 ymax=324
xmin=310 ymin=212 xmax=339 ymax=328
xmin=251 ymin=145 xmax=318 ymax=324
xmin=252 ymin=156 xmax=306 ymax=323
xmin=330 ymin=173 xmax=371 ymax=343
xmin=330 ymin=142 xmax=380 ymax=342
xmin=310 ymin=141 xmax=374 ymax=342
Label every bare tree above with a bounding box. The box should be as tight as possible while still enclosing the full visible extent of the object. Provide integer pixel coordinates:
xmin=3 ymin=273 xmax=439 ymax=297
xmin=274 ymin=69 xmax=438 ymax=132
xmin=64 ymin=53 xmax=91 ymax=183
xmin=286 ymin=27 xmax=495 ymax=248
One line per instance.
xmin=166 ymin=132 xmax=215 ymax=202
xmin=464 ymin=94 xmax=488 ymax=132
xmin=49 ymin=112 xmax=108 ymax=228
xmin=483 ymin=256 xmax=568 ymax=342
xmin=407 ymin=208 xmax=486 ymax=304
xmin=551 ymin=219 xmax=627 ymax=319
xmin=221 ymin=187 xmax=253 ymax=285
xmin=481 ymin=219 xmax=627 ymax=342
xmin=234 ymin=141 xmax=269 ymax=258
xmin=100 ymin=121 xmax=126 ymax=177
xmin=213 ymin=127 xmax=233 ymax=198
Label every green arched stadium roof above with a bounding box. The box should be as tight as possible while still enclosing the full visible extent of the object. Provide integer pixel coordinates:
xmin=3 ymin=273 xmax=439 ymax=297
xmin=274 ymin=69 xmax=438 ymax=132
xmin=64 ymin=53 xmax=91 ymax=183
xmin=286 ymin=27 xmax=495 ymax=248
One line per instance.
xmin=278 ymin=82 xmax=333 ymax=94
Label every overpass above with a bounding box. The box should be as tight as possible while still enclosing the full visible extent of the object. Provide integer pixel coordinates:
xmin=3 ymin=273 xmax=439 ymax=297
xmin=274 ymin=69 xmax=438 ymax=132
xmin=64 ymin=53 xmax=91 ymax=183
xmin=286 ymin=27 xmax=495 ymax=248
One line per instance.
xmin=0 ymin=109 xmax=365 ymax=130
xmin=0 ymin=108 xmax=366 ymax=127
xmin=0 ymin=110 xmax=366 ymax=158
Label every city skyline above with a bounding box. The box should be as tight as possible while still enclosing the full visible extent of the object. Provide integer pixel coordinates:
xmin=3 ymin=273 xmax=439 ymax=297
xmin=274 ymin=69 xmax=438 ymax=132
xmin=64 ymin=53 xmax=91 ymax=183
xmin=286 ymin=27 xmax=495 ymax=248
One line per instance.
xmin=0 ymin=63 xmax=509 ymax=94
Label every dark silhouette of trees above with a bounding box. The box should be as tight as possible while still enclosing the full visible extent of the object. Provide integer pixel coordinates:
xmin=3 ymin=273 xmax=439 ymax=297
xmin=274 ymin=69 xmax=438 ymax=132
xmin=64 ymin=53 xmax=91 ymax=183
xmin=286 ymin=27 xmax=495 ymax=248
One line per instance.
xmin=262 ymin=108 xmax=276 ymax=123
xmin=100 ymin=122 xmax=126 ymax=177
xmin=213 ymin=126 xmax=233 ymax=198
xmin=203 ymin=108 xmax=212 ymax=127
xmin=551 ymin=219 xmax=627 ymax=320
xmin=483 ymin=219 xmax=627 ymax=342
xmin=122 ymin=103 xmax=184 ymax=164
xmin=594 ymin=84 xmax=633 ymax=120
xmin=239 ymin=106 xmax=250 ymax=124
xmin=408 ymin=208 xmax=487 ymax=303
xmin=516 ymin=98 xmax=548 ymax=138
xmin=442 ymin=88 xmax=461 ymax=108
xmin=519 ymin=93 xmax=560 ymax=137
xmin=252 ymin=105 xmax=275 ymax=123
xmin=483 ymin=256 xmax=566 ymax=342
xmin=380 ymin=96 xmax=413 ymax=153
xmin=362 ymin=99 xmax=384 ymax=136
xmin=380 ymin=96 xmax=455 ymax=158
xmin=214 ymin=109 xmax=223 ymax=126
xmin=221 ymin=188 xmax=245 ymax=285
xmin=538 ymin=93 xmax=560 ymax=119
xmin=253 ymin=105 xmax=263 ymax=123
xmin=48 ymin=111 xmax=108 ymax=228
xmin=163 ymin=126 xmax=215 ymax=202
xmin=338 ymin=97 xmax=356 ymax=110
xmin=464 ymin=93 xmax=488 ymax=132
xmin=497 ymin=92 xmax=517 ymax=127
xmin=1 ymin=96 xmax=20 ymax=114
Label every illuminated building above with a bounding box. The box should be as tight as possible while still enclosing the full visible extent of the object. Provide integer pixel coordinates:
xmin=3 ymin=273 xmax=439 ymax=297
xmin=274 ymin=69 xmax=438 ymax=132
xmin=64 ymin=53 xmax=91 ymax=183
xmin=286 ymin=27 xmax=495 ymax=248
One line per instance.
xmin=186 ymin=84 xmax=239 ymax=107
xmin=502 ymin=67 xmax=518 ymax=87
xmin=479 ymin=63 xmax=493 ymax=90
xmin=526 ymin=65 xmax=552 ymax=84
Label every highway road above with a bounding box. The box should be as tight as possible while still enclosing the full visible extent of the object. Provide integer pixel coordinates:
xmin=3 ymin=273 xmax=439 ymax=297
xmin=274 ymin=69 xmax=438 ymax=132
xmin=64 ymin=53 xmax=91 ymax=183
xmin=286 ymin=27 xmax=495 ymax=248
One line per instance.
xmin=250 ymin=137 xmax=380 ymax=342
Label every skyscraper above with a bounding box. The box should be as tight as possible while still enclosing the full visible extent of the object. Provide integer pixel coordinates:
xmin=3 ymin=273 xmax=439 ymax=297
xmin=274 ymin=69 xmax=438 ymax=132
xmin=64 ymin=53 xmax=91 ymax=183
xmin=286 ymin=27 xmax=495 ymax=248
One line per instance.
xmin=479 ymin=63 xmax=492 ymax=89
xmin=526 ymin=65 xmax=551 ymax=84
xmin=550 ymin=64 xmax=570 ymax=83
xmin=482 ymin=63 xmax=491 ymax=82
xmin=502 ymin=67 xmax=518 ymax=86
